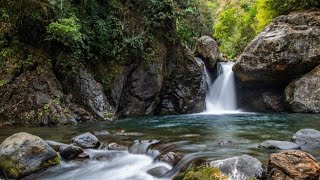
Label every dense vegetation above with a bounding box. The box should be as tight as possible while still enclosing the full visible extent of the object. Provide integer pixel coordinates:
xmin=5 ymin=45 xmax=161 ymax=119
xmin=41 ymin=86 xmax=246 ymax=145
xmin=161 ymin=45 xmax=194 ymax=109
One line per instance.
xmin=0 ymin=0 xmax=319 ymax=66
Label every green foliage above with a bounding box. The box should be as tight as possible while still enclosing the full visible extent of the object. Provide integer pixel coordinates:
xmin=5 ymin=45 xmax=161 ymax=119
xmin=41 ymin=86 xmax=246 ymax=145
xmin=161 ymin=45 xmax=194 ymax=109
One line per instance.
xmin=46 ymin=16 xmax=82 ymax=49
xmin=214 ymin=2 xmax=257 ymax=59
xmin=183 ymin=166 xmax=228 ymax=180
xmin=256 ymin=0 xmax=320 ymax=32
xmin=176 ymin=0 xmax=216 ymax=48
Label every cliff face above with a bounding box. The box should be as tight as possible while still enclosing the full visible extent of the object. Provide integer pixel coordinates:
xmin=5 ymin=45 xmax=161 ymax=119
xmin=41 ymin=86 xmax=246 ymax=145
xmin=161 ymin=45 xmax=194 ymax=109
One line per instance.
xmin=233 ymin=11 xmax=320 ymax=113
xmin=0 ymin=2 xmax=207 ymax=126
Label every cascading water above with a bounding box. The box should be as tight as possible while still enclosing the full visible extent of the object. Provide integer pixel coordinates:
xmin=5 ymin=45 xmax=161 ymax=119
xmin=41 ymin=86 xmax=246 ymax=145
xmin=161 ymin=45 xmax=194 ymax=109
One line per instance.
xmin=205 ymin=62 xmax=240 ymax=114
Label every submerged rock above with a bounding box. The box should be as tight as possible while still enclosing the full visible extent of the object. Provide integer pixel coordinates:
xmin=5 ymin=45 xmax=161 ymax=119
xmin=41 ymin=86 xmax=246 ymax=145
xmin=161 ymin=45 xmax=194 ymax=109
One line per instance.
xmin=267 ymin=150 xmax=320 ymax=180
xmin=285 ymin=65 xmax=320 ymax=113
xmin=92 ymin=130 xmax=111 ymax=136
xmin=147 ymin=166 xmax=170 ymax=178
xmin=72 ymin=132 xmax=100 ymax=149
xmin=259 ymin=140 xmax=300 ymax=150
xmin=0 ymin=132 xmax=60 ymax=179
xmin=210 ymin=155 xmax=263 ymax=179
xmin=233 ymin=11 xmax=320 ymax=86
xmin=291 ymin=129 xmax=320 ymax=148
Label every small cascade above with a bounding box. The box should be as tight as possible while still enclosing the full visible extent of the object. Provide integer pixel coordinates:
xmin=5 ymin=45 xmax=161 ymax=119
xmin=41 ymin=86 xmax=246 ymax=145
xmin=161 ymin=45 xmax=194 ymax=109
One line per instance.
xmin=205 ymin=62 xmax=240 ymax=114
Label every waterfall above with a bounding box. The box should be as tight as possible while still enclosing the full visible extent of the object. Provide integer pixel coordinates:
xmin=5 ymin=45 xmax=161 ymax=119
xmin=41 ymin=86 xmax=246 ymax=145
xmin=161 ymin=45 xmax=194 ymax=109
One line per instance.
xmin=204 ymin=62 xmax=240 ymax=114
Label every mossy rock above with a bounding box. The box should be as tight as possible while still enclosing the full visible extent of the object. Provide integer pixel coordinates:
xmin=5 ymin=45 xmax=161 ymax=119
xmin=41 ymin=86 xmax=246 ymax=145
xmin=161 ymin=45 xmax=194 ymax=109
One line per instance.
xmin=0 ymin=132 xmax=60 ymax=179
xmin=182 ymin=166 xmax=228 ymax=180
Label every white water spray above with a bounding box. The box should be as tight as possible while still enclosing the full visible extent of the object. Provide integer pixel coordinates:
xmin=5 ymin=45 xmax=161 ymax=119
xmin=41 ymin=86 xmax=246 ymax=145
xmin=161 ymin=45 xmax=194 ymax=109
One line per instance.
xmin=204 ymin=62 xmax=240 ymax=114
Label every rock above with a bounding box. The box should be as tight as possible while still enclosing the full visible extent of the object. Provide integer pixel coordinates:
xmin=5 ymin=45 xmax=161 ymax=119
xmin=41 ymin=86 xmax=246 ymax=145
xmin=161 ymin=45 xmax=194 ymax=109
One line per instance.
xmin=59 ymin=145 xmax=83 ymax=160
xmin=147 ymin=166 xmax=170 ymax=178
xmin=46 ymin=140 xmax=67 ymax=152
xmin=210 ymin=155 xmax=263 ymax=179
xmin=157 ymin=152 xmax=183 ymax=166
xmin=106 ymin=143 xmax=128 ymax=151
xmin=56 ymin=61 xmax=116 ymax=121
xmin=267 ymin=150 xmax=320 ymax=180
xmin=285 ymin=65 xmax=320 ymax=113
xmin=233 ymin=11 xmax=320 ymax=86
xmin=0 ymin=65 xmax=77 ymax=126
xmin=0 ymin=132 xmax=60 ymax=179
xmin=157 ymin=57 xmax=206 ymax=114
xmin=117 ymin=63 xmax=163 ymax=116
xmin=258 ymin=140 xmax=300 ymax=150
xmin=72 ymin=132 xmax=100 ymax=148
xmin=291 ymin=129 xmax=320 ymax=148
xmin=194 ymin=36 xmax=221 ymax=68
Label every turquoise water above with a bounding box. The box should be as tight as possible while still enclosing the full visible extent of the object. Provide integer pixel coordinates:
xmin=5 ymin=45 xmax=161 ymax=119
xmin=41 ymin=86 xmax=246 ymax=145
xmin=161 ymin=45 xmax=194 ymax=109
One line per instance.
xmin=1 ymin=113 xmax=320 ymax=164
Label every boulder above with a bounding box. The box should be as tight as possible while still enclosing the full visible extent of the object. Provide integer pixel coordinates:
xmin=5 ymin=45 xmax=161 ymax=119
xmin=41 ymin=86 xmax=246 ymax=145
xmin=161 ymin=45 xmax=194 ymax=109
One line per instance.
xmin=46 ymin=140 xmax=83 ymax=160
xmin=0 ymin=132 xmax=60 ymax=179
xmin=233 ymin=11 xmax=320 ymax=86
xmin=194 ymin=36 xmax=221 ymax=68
xmin=72 ymin=132 xmax=100 ymax=149
xmin=291 ymin=129 xmax=320 ymax=148
xmin=267 ymin=150 xmax=320 ymax=180
xmin=258 ymin=140 xmax=300 ymax=150
xmin=285 ymin=65 xmax=320 ymax=113
xmin=210 ymin=155 xmax=263 ymax=179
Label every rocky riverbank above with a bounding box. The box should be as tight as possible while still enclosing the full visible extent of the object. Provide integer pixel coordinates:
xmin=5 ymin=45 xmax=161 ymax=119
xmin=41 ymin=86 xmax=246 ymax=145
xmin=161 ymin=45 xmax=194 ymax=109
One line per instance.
xmin=1 ymin=128 xmax=320 ymax=179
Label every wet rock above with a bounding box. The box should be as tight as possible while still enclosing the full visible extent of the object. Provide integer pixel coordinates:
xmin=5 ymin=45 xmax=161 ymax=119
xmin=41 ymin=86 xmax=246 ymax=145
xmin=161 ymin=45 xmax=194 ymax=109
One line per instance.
xmin=147 ymin=166 xmax=170 ymax=178
xmin=285 ymin=65 xmax=320 ymax=113
xmin=92 ymin=130 xmax=111 ymax=136
xmin=77 ymin=152 xmax=90 ymax=159
xmin=291 ymin=129 xmax=320 ymax=148
xmin=158 ymin=56 xmax=206 ymax=114
xmin=106 ymin=143 xmax=128 ymax=151
xmin=233 ymin=11 xmax=320 ymax=86
xmin=72 ymin=132 xmax=100 ymax=148
xmin=59 ymin=145 xmax=83 ymax=161
xmin=0 ymin=132 xmax=60 ymax=179
xmin=157 ymin=152 xmax=183 ymax=166
xmin=267 ymin=150 xmax=320 ymax=180
xmin=210 ymin=155 xmax=263 ymax=179
xmin=194 ymin=36 xmax=221 ymax=68
xmin=46 ymin=140 xmax=67 ymax=152
xmin=258 ymin=140 xmax=300 ymax=150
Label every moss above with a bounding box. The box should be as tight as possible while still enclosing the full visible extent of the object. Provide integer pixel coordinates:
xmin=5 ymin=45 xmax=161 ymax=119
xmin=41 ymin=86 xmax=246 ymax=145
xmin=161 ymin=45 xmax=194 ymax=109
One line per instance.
xmin=0 ymin=156 xmax=21 ymax=178
xmin=41 ymin=155 xmax=60 ymax=168
xmin=183 ymin=166 xmax=228 ymax=180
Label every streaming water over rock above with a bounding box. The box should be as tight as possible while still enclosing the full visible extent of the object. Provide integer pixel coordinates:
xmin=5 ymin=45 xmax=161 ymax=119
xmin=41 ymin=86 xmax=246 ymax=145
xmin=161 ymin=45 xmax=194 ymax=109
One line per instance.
xmin=205 ymin=62 xmax=239 ymax=114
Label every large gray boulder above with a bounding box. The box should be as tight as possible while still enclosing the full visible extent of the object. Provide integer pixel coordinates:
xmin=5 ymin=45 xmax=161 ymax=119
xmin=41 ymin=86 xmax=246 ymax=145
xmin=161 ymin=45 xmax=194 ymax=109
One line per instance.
xmin=210 ymin=155 xmax=263 ymax=179
xmin=259 ymin=140 xmax=300 ymax=150
xmin=233 ymin=11 xmax=320 ymax=86
xmin=194 ymin=36 xmax=221 ymax=68
xmin=285 ymin=65 xmax=320 ymax=113
xmin=291 ymin=129 xmax=320 ymax=148
xmin=0 ymin=132 xmax=60 ymax=179
xmin=71 ymin=132 xmax=100 ymax=149
xmin=267 ymin=150 xmax=320 ymax=180
xmin=47 ymin=140 xmax=83 ymax=160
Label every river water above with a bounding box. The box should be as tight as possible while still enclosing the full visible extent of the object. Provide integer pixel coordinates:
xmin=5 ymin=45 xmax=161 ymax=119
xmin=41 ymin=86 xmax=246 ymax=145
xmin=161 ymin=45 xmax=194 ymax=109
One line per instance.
xmin=1 ymin=113 xmax=320 ymax=179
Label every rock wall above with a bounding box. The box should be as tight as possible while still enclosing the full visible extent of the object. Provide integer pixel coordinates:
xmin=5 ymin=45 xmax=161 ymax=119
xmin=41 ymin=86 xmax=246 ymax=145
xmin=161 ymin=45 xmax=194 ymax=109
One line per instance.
xmin=233 ymin=11 xmax=320 ymax=113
